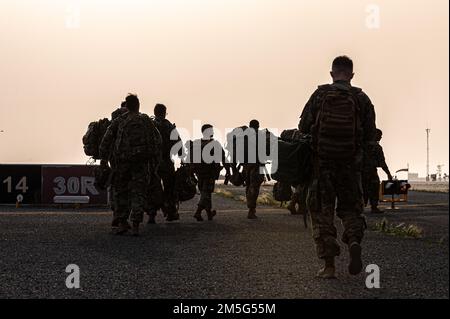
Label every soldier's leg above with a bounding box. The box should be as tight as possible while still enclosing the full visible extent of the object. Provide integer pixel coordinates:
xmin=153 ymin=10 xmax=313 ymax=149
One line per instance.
xmin=368 ymin=171 xmax=381 ymax=212
xmin=336 ymin=167 xmax=365 ymax=275
xmin=309 ymin=169 xmax=340 ymax=259
xmin=246 ymin=167 xmax=264 ymax=219
xmin=112 ymin=168 xmax=132 ymax=234
xmin=198 ymin=178 xmax=214 ymax=210
xmin=287 ymin=185 xmax=300 ymax=215
xmin=308 ymin=168 xmax=339 ymax=279
xmin=362 ymin=171 xmax=370 ymax=207
xmin=203 ymin=178 xmax=217 ymax=221
xmin=298 ymin=184 xmax=308 ymax=215
xmin=194 ymin=178 xmax=206 ymax=221
xmin=146 ymin=173 xmax=163 ymax=224
xmin=160 ymin=165 xmax=179 ymax=221
xmin=129 ymin=164 xmax=149 ymax=235
xmin=109 ymin=186 xmax=120 ymax=227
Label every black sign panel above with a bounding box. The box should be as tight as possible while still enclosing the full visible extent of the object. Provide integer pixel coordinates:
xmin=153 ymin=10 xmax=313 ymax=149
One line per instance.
xmin=0 ymin=165 xmax=42 ymax=204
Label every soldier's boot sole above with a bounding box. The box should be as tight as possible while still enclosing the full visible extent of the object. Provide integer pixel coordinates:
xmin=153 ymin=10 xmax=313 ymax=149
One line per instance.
xmin=315 ymin=266 xmax=336 ymax=279
xmin=348 ymin=242 xmax=363 ymax=275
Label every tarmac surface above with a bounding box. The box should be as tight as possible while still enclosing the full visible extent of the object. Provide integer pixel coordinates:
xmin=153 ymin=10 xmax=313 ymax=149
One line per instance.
xmin=0 ymin=189 xmax=448 ymax=299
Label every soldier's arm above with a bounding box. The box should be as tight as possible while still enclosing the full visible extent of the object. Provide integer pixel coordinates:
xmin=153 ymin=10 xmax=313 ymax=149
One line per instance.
xmin=172 ymin=126 xmax=185 ymax=157
xmin=377 ymin=145 xmax=392 ymax=180
xmin=99 ymin=120 xmax=118 ymax=161
xmin=298 ymin=90 xmax=319 ymax=134
xmin=147 ymin=118 xmax=163 ymax=165
xmin=358 ymin=92 xmax=377 ymax=144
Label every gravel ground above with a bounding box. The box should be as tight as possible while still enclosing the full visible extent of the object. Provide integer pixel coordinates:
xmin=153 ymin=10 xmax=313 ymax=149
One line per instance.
xmin=0 ymin=190 xmax=448 ymax=299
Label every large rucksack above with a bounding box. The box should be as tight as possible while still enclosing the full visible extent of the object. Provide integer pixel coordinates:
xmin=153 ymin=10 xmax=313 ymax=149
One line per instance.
xmin=280 ymin=129 xmax=303 ymax=142
xmin=174 ymin=164 xmax=198 ymax=202
xmin=82 ymin=118 xmax=111 ymax=160
xmin=114 ymin=114 xmax=157 ymax=162
xmin=271 ymin=133 xmax=312 ymax=186
xmin=312 ymin=85 xmax=361 ymax=161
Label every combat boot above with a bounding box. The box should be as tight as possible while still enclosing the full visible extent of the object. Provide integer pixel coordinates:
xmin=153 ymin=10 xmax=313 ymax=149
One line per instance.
xmin=166 ymin=212 xmax=180 ymax=222
xmin=348 ymin=242 xmax=363 ymax=275
xmin=371 ymin=206 xmax=384 ymax=214
xmin=114 ymin=221 xmax=130 ymax=235
xmin=131 ymin=222 xmax=140 ymax=237
xmin=207 ymin=210 xmax=217 ymax=221
xmin=287 ymin=203 xmax=300 ymax=215
xmin=316 ymin=257 xmax=336 ymax=279
xmin=247 ymin=208 xmax=257 ymax=219
xmin=194 ymin=207 xmax=204 ymax=222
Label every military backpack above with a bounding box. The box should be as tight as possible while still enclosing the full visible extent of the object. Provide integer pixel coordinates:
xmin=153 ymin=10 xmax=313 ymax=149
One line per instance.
xmin=312 ymin=85 xmax=362 ymax=161
xmin=82 ymin=118 xmax=111 ymax=160
xmin=114 ymin=113 xmax=158 ymax=162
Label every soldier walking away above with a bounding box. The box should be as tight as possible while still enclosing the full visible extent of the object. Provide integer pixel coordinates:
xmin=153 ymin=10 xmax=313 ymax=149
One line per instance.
xmin=100 ymin=94 xmax=162 ymax=236
xmin=147 ymin=103 xmax=183 ymax=224
xmin=299 ymin=56 xmax=377 ymax=279
xmin=189 ymin=124 xmax=231 ymax=222
xmin=242 ymin=120 xmax=266 ymax=219
xmin=109 ymin=100 xmax=128 ymax=228
xmin=363 ymin=129 xmax=392 ymax=214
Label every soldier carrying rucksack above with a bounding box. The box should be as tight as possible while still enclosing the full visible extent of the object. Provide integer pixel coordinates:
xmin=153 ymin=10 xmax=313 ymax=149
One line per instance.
xmin=298 ymin=56 xmax=377 ymax=279
xmin=146 ymin=103 xmax=183 ymax=224
xmin=99 ymin=94 xmax=162 ymax=236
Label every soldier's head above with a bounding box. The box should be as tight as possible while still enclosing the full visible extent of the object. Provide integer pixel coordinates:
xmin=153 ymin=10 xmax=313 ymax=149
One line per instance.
xmin=201 ymin=124 xmax=214 ymax=139
xmin=331 ymin=56 xmax=354 ymax=83
xmin=375 ymin=129 xmax=383 ymax=141
xmin=154 ymin=103 xmax=167 ymax=119
xmin=125 ymin=94 xmax=140 ymax=112
xmin=120 ymin=101 xmax=127 ymax=109
xmin=249 ymin=119 xmax=260 ymax=131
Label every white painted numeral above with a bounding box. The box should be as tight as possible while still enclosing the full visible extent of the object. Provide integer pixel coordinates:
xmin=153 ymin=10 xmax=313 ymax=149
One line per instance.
xmin=2 ymin=176 xmax=12 ymax=193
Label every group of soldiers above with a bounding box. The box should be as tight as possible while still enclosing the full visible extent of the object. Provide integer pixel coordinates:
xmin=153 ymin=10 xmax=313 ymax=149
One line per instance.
xmin=94 ymin=55 xmax=391 ymax=279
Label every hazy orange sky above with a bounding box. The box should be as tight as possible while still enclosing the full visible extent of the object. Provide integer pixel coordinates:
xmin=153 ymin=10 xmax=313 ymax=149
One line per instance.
xmin=0 ymin=0 xmax=448 ymax=177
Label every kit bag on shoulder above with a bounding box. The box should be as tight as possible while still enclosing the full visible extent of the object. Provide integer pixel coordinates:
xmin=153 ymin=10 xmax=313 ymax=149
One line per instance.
xmin=82 ymin=118 xmax=111 ymax=160
xmin=271 ymin=133 xmax=312 ymax=186
xmin=114 ymin=114 xmax=155 ymax=162
xmin=273 ymin=182 xmax=293 ymax=202
xmin=174 ymin=164 xmax=198 ymax=202
xmin=312 ymin=85 xmax=361 ymax=161
xmin=280 ymin=129 xmax=303 ymax=142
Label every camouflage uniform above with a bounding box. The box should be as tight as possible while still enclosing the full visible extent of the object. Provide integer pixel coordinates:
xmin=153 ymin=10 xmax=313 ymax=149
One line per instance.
xmin=147 ymin=117 xmax=182 ymax=220
xmin=363 ymin=141 xmax=390 ymax=208
xmin=109 ymin=107 xmax=129 ymax=224
xmin=299 ymin=80 xmax=376 ymax=259
xmin=242 ymin=164 xmax=265 ymax=209
xmin=100 ymin=111 xmax=161 ymax=225
xmin=190 ymin=139 xmax=229 ymax=212
xmin=288 ymin=184 xmax=308 ymax=215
